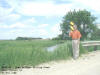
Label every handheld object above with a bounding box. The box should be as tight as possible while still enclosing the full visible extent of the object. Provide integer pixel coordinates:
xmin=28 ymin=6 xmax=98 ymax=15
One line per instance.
xmin=70 ymin=21 xmax=74 ymax=31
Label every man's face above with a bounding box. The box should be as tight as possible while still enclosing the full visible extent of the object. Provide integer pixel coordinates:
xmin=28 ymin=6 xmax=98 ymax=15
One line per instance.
xmin=74 ymin=25 xmax=77 ymax=30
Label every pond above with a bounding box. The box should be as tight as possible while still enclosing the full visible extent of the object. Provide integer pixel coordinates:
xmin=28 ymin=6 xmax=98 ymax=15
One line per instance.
xmin=47 ymin=45 xmax=58 ymax=52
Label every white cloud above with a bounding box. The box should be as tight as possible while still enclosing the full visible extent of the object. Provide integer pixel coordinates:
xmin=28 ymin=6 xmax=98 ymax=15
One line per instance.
xmin=0 ymin=7 xmax=13 ymax=17
xmin=73 ymin=0 xmax=100 ymax=12
xmin=1 ymin=0 xmax=100 ymax=39
xmin=38 ymin=24 xmax=48 ymax=28
xmin=0 ymin=20 xmax=62 ymax=39
xmin=27 ymin=17 xmax=36 ymax=23
xmin=13 ymin=1 xmax=72 ymax=16
xmin=50 ymin=24 xmax=62 ymax=38
xmin=0 ymin=22 xmax=49 ymax=39
xmin=0 ymin=25 xmax=10 ymax=28
xmin=38 ymin=29 xmax=48 ymax=36
xmin=5 ymin=0 xmax=100 ymax=17
xmin=23 ymin=17 xmax=36 ymax=24
xmin=7 ymin=14 xmax=21 ymax=20
xmin=0 ymin=0 xmax=21 ymax=23
xmin=0 ymin=22 xmax=34 ymax=29
xmin=0 ymin=4 xmax=21 ymax=22
xmin=1 ymin=13 xmax=21 ymax=22
xmin=10 ymin=22 xmax=27 ymax=28
xmin=4 ymin=0 xmax=100 ymax=17
xmin=0 ymin=7 xmax=14 ymax=22
xmin=52 ymin=24 xmax=61 ymax=33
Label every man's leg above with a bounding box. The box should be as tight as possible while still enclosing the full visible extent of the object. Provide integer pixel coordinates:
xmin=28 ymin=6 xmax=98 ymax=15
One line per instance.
xmin=72 ymin=40 xmax=76 ymax=59
xmin=72 ymin=40 xmax=79 ymax=59
xmin=75 ymin=40 xmax=79 ymax=59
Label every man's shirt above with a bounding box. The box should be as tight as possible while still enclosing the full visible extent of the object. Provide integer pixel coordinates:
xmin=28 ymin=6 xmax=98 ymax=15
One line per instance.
xmin=69 ymin=30 xmax=82 ymax=39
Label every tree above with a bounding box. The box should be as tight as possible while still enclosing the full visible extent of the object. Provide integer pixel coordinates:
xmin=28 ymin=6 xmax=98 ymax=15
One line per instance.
xmin=16 ymin=37 xmax=42 ymax=40
xmin=60 ymin=10 xmax=97 ymax=40
xmin=91 ymin=28 xmax=100 ymax=40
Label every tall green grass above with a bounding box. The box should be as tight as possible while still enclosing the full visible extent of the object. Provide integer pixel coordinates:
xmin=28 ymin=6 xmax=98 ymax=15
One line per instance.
xmin=0 ymin=40 xmax=98 ymax=71
xmin=0 ymin=40 xmax=65 ymax=70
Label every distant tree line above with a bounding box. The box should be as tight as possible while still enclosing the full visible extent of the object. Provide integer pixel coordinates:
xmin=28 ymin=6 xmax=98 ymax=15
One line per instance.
xmin=16 ymin=37 xmax=42 ymax=40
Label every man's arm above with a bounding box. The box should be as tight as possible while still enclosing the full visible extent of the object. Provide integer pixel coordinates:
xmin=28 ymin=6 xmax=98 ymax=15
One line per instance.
xmin=69 ymin=31 xmax=72 ymax=37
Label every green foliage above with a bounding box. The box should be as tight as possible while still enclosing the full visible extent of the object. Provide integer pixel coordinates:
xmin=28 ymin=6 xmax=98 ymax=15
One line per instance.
xmin=91 ymin=29 xmax=100 ymax=40
xmin=0 ymin=40 xmax=61 ymax=70
xmin=60 ymin=10 xmax=97 ymax=40
xmin=51 ymin=41 xmax=72 ymax=60
xmin=16 ymin=37 xmax=42 ymax=40
xmin=0 ymin=40 xmax=98 ymax=71
xmin=79 ymin=43 xmax=88 ymax=55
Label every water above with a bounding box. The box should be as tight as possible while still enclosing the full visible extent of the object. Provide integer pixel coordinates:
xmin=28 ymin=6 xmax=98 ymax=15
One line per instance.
xmin=47 ymin=45 xmax=58 ymax=52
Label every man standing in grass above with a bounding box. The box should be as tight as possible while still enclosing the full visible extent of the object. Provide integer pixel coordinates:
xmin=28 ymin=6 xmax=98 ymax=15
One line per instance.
xmin=69 ymin=24 xmax=82 ymax=59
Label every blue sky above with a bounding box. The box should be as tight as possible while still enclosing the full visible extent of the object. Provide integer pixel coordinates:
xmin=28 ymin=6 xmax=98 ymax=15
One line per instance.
xmin=0 ymin=0 xmax=100 ymax=40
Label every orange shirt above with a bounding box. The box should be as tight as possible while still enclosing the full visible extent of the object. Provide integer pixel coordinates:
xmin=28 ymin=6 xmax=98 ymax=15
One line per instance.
xmin=69 ymin=30 xmax=82 ymax=39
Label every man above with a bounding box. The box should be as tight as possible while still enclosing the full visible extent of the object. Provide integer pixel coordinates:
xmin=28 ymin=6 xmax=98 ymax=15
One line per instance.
xmin=69 ymin=25 xmax=82 ymax=59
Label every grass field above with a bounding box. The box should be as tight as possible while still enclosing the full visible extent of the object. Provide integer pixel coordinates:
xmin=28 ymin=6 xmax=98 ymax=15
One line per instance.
xmin=0 ymin=40 xmax=99 ymax=71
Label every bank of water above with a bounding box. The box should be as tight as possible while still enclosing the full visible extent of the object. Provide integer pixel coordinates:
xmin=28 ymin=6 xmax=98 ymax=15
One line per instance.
xmin=47 ymin=45 xmax=58 ymax=52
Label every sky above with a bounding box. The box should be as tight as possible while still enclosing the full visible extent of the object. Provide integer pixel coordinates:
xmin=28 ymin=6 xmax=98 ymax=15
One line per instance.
xmin=0 ymin=0 xmax=100 ymax=40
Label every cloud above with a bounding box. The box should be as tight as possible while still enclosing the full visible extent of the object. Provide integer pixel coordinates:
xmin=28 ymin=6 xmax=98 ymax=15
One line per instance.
xmin=27 ymin=17 xmax=36 ymax=23
xmin=38 ymin=24 xmax=49 ymax=28
xmin=72 ymin=0 xmax=100 ymax=12
xmin=0 ymin=22 xmax=49 ymax=39
xmin=10 ymin=22 xmax=27 ymax=28
xmin=23 ymin=17 xmax=36 ymax=24
xmin=0 ymin=2 xmax=20 ymax=23
xmin=1 ymin=0 xmax=100 ymax=40
xmin=0 ymin=7 xmax=13 ymax=17
xmin=4 ymin=0 xmax=100 ymax=17
xmin=0 ymin=22 xmax=34 ymax=29
xmin=1 ymin=13 xmax=21 ymax=23
xmin=0 ymin=0 xmax=21 ymax=22
xmin=37 ymin=29 xmax=48 ymax=36
xmin=50 ymin=24 xmax=62 ymax=38
xmin=0 ymin=6 xmax=14 ymax=22
xmin=12 ymin=1 xmax=72 ymax=16
xmin=5 ymin=0 xmax=100 ymax=17
xmin=0 ymin=25 xmax=10 ymax=29
xmin=7 ymin=14 xmax=21 ymax=20
xmin=52 ymin=24 xmax=61 ymax=34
